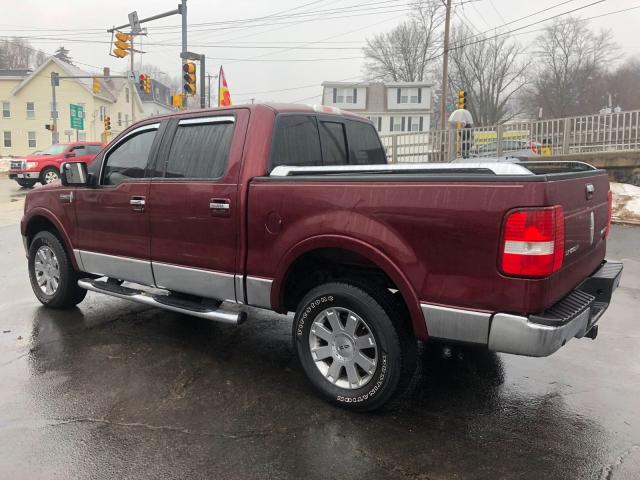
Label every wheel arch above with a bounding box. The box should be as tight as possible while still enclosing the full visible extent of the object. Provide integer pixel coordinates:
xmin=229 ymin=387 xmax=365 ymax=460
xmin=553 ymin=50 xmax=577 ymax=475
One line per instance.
xmin=272 ymin=235 xmax=426 ymax=340
xmin=22 ymin=209 xmax=80 ymax=271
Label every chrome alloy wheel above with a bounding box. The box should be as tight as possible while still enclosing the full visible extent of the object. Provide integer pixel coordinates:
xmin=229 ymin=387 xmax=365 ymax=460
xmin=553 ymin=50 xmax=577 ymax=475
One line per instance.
xmin=43 ymin=170 xmax=59 ymax=184
xmin=308 ymin=307 xmax=378 ymax=389
xmin=34 ymin=246 xmax=60 ymax=295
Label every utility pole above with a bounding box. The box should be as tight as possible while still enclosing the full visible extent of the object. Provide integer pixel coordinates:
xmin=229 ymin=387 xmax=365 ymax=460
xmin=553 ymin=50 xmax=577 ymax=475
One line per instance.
xmin=50 ymin=72 xmax=59 ymax=144
xmin=130 ymin=35 xmax=136 ymax=123
xmin=440 ymin=0 xmax=452 ymax=130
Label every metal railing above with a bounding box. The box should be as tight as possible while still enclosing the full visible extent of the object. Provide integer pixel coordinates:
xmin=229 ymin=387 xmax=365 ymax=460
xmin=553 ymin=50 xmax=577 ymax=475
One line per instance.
xmin=381 ymin=109 xmax=640 ymax=163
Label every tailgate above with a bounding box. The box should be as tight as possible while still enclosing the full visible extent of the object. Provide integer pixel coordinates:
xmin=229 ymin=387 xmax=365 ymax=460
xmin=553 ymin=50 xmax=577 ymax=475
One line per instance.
xmin=542 ymin=171 xmax=610 ymax=305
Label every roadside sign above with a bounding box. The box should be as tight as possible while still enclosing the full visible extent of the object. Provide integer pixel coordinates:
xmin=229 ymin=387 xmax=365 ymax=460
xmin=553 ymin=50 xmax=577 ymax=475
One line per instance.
xmin=128 ymin=11 xmax=142 ymax=34
xmin=70 ymin=104 xmax=84 ymax=130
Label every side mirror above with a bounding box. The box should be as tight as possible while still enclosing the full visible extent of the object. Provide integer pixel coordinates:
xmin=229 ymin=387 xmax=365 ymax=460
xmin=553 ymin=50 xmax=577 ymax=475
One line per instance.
xmin=61 ymin=162 xmax=89 ymax=187
xmin=65 ymin=151 xmax=76 ymax=158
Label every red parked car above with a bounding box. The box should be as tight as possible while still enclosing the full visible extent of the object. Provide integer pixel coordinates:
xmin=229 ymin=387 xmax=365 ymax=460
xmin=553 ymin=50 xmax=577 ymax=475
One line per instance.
xmin=20 ymin=104 xmax=622 ymax=411
xmin=9 ymin=141 xmax=105 ymax=188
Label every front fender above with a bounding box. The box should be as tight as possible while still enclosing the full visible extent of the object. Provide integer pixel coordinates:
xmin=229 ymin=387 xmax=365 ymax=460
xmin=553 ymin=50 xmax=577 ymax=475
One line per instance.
xmin=21 ymin=206 xmax=79 ymax=271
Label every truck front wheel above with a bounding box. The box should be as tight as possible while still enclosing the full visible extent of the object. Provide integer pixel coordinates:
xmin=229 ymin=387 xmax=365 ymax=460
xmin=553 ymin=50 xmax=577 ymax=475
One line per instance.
xmin=40 ymin=167 xmax=59 ymax=185
xmin=28 ymin=231 xmax=87 ymax=309
xmin=293 ymin=282 xmax=416 ymax=411
xmin=16 ymin=179 xmax=37 ymax=188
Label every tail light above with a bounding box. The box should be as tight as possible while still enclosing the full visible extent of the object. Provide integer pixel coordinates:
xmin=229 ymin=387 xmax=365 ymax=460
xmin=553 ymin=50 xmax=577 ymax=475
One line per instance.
xmin=604 ymin=190 xmax=612 ymax=238
xmin=500 ymin=206 xmax=565 ymax=278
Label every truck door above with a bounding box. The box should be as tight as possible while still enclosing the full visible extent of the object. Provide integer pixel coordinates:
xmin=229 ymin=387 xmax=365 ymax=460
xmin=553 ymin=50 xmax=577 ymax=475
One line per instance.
xmin=74 ymin=122 xmax=164 ymax=285
xmin=148 ymin=111 xmax=248 ymax=302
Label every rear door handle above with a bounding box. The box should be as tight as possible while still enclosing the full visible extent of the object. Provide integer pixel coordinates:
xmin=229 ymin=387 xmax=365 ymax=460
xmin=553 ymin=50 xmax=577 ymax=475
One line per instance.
xmin=209 ymin=198 xmax=230 ymax=216
xmin=130 ymin=196 xmax=146 ymax=212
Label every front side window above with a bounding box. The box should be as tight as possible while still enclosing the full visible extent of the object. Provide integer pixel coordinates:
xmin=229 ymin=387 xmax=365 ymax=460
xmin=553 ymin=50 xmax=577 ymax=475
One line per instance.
xmin=28 ymin=131 xmax=36 ymax=148
xmin=4 ymin=131 xmax=11 ymax=147
xmin=102 ymin=127 xmax=158 ymax=185
xmin=26 ymin=102 xmax=35 ymax=119
xmin=164 ymin=119 xmax=235 ymax=179
xmin=346 ymin=120 xmax=386 ymax=165
xmin=319 ymin=121 xmax=347 ymax=166
xmin=2 ymin=102 xmax=9 ymax=118
xmin=271 ymin=115 xmax=322 ymax=170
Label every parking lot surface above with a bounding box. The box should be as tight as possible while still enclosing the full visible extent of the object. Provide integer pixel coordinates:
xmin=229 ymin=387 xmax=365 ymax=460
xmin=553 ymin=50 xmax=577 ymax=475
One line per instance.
xmin=0 ymin=178 xmax=639 ymax=479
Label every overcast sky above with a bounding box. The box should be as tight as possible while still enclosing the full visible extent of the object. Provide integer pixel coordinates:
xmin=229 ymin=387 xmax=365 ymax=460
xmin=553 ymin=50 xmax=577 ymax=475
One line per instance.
xmin=3 ymin=0 xmax=639 ymax=104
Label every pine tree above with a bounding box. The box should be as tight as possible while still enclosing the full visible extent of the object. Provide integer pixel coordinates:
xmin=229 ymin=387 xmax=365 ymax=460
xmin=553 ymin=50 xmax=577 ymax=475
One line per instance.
xmin=54 ymin=46 xmax=73 ymax=65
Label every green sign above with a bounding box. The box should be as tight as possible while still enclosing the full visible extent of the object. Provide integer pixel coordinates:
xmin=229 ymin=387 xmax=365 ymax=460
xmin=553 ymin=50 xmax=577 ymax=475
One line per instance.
xmin=70 ymin=103 xmax=84 ymax=130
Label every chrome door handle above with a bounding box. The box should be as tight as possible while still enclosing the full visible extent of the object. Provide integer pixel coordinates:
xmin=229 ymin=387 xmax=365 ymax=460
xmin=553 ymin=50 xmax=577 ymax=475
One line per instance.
xmin=209 ymin=198 xmax=230 ymax=216
xmin=130 ymin=196 xmax=146 ymax=211
xmin=59 ymin=192 xmax=73 ymax=204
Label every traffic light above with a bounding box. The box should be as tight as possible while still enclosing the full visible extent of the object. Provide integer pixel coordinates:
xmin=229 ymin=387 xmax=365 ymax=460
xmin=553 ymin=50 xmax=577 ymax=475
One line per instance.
xmin=139 ymin=74 xmax=151 ymax=94
xmin=182 ymin=62 xmax=196 ymax=95
xmin=113 ymin=32 xmax=131 ymax=58
xmin=457 ymin=90 xmax=466 ymax=110
xmin=171 ymin=94 xmax=184 ymax=108
xmin=92 ymin=77 xmax=101 ymax=94
xmin=104 ymin=115 xmax=111 ymax=131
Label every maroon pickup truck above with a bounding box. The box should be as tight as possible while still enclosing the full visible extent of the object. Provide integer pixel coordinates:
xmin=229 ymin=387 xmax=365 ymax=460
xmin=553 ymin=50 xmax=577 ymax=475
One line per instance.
xmin=20 ymin=104 xmax=622 ymax=411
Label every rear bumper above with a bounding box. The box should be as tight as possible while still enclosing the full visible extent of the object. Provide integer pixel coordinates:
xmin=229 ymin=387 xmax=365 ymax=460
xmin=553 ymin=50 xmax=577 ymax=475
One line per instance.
xmin=421 ymin=260 xmax=623 ymax=357
xmin=9 ymin=171 xmax=39 ymax=180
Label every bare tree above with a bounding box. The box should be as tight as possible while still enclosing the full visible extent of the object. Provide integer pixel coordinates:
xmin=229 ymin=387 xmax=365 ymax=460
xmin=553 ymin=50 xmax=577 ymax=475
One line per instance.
xmin=447 ymin=24 xmax=529 ymax=125
xmin=525 ymin=16 xmax=618 ymax=118
xmin=0 ymin=38 xmax=34 ymax=69
xmin=363 ymin=1 xmax=443 ymax=81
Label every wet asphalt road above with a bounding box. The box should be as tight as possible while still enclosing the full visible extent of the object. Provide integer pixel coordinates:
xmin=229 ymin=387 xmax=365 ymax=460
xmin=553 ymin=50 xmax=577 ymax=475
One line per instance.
xmin=1 ymin=181 xmax=639 ymax=479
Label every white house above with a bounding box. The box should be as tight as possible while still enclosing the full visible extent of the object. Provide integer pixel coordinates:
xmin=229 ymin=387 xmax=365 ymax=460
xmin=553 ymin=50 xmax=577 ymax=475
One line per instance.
xmin=321 ymin=81 xmax=433 ymax=135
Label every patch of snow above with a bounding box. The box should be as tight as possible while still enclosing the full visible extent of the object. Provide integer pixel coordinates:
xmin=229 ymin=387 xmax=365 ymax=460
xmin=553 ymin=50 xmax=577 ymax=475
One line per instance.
xmin=610 ymin=182 xmax=640 ymax=225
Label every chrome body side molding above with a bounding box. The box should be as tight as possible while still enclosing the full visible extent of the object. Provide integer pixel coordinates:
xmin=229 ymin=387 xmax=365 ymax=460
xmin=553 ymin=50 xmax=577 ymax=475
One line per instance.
xmin=78 ymin=250 xmax=155 ymax=286
xmin=234 ymin=275 xmax=245 ymax=304
xmin=246 ymin=276 xmax=273 ymax=309
xmin=153 ymin=262 xmax=236 ymax=302
xmin=73 ymin=249 xmax=85 ymax=271
xmin=421 ymin=303 xmax=491 ymax=344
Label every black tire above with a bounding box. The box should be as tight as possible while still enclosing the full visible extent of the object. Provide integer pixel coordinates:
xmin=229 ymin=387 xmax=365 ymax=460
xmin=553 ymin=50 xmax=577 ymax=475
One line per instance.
xmin=40 ymin=167 xmax=60 ymax=185
xmin=28 ymin=231 xmax=87 ymax=309
xmin=293 ymin=281 xmax=417 ymax=412
xmin=16 ymin=179 xmax=37 ymax=188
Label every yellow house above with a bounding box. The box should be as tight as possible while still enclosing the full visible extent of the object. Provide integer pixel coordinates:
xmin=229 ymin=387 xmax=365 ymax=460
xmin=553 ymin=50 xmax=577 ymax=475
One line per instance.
xmin=0 ymin=57 xmax=145 ymax=157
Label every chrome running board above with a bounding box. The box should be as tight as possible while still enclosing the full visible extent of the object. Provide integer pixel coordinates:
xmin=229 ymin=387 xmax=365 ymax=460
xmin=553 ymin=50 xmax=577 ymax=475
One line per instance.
xmin=78 ymin=278 xmax=247 ymax=325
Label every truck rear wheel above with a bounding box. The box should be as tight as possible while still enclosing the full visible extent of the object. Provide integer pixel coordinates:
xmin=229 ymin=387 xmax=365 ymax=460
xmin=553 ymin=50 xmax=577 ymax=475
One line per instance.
xmin=28 ymin=231 xmax=87 ymax=309
xmin=293 ymin=282 xmax=416 ymax=411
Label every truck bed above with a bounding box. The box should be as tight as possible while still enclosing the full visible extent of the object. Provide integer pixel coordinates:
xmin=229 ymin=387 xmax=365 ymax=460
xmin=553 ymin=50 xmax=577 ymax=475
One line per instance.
xmin=246 ymin=161 xmax=609 ymax=318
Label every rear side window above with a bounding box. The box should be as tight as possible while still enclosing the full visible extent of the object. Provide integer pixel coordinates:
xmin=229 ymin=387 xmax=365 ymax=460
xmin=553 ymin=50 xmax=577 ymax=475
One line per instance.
xmin=346 ymin=120 xmax=386 ymax=164
xmin=165 ymin=120 xmax=234 ymax=179
xmin=271 ymin=115 xmax=322 ymax=170
xmin=319 ymin=121 xmax=347 ymax=166
xmin=86 ymin=144 xmax=102 ymax=154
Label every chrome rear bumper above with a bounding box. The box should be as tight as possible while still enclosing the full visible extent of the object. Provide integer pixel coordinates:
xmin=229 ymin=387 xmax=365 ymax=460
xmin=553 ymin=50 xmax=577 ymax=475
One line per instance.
xmin=421 ymin=260 xmax=623 ymax=357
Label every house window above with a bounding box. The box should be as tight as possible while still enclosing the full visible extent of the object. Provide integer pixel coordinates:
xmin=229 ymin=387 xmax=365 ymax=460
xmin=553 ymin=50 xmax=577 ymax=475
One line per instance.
xmin=125 ymin=114 xmax=129 ymax=126
xmin=3 ymin=131 xmax=11 ymax=147
xmin=26 ymin=102 xmax=35 ymax=119
xmin=118 ymin=112 xmax=122 ymax=126
xmin=28 ymin=131 xmax=36 ymax=148
xmin=125 ymin=88 xmax=130 ymax=103
xmin=408 ymin=116 xmax=423 ymax=132
xmin=367 ymin=116 xmax=383 ymax=132
xmin=398 ymin=87 xmax=420 ymax=104
xmin=332 ymin=87 xmax=357 ymax=104
xmin=390 ymin=116 xmax=404 ymax=132
xmin=2 ymin=102 xmax=9 ymax=118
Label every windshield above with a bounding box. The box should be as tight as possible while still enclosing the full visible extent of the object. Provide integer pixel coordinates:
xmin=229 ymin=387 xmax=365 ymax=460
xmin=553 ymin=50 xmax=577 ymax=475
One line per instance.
xmin=40 ymin=144 xmax=68 ymax=155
